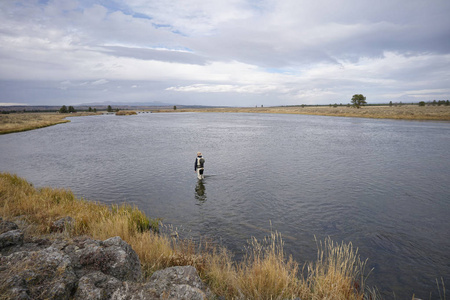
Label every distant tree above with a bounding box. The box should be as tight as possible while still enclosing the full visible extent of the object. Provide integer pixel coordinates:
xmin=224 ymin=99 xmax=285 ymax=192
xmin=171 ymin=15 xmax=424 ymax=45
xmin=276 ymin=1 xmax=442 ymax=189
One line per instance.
xmin=389 ymin=101 xmax=393 ymax=107
xmin=93 ymin=108 xmax=97 ymax=113
xmin=432 ymin=100 xmax=437 ymax=106
xmin=418 ymin=101 xmax=426 ymax=107
xmin=351 ymin=94 xmax=367 ymax=109
xmin=88 ymin=107 xmax=93 ymax=112
xmin=59 ymin=105 xmax=68 ymax=113
xmin=446 ymin=100 xmax=449 ymax=106
xmin=107 ymin=105 xmax=113 ymax=112
xmin=68 ymin=106 xmax=76 ymax=113
xmin=173 ymin=105 xmax=177 ymax=110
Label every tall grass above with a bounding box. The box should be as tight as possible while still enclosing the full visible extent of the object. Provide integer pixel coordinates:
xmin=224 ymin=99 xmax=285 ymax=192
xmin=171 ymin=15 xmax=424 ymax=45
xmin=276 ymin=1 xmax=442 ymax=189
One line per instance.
xmin=0 ymin=173 xmax=378 ymax=299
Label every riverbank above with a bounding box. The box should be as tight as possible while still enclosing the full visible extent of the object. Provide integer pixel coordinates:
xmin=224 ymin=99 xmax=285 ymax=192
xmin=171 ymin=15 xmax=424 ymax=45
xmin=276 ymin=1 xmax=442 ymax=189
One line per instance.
xmin=1 ymin=106 xmax=448 ymax=135
xmin=159 ymin=105 xmax=450 ymax=121
xmin=0 ymin=173 xmax=378 ymax=299
xmin=0 ymin=112 xmax=100 ymax=135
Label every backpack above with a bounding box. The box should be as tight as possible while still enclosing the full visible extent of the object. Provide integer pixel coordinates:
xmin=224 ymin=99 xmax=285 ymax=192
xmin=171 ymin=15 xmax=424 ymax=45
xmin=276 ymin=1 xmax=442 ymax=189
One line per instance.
xmin=198 ymin=157 xmax=205 ymax=168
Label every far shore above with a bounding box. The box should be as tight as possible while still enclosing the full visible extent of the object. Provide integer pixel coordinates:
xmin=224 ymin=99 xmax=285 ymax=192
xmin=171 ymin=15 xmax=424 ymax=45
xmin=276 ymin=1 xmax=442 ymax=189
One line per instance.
xmin=1 ymin=105 xmax=449 ymax=134
xmin=156 ymin=105 xmax=450 ymax=121
xmin=0 ymin=112 xmax=100 ymax=135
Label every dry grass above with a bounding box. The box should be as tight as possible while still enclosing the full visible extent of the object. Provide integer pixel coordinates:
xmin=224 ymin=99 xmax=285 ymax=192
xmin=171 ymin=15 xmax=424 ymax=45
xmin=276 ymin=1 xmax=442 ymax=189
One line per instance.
xmin=116 ymin=111 xmax=137 ymax=116
xmin=0 ymin=112 xmax=99 ymax=134
xmin=0 ymin=173 xmax=379 ymax=299
xmin=159 ymin=105 xmax=450 ymax=121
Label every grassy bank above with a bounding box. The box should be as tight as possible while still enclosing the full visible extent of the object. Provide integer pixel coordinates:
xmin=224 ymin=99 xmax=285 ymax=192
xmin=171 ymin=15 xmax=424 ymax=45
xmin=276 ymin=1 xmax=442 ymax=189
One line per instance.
xmin=0 ymin=172 xmax=377 ymax=299
xmin=158 ymin=105 xmax=450 ymax=121
xmin=116 ymin=111 xmax=138 ymax=115
xmin=0 ymin=112 xmax=99 ymax=135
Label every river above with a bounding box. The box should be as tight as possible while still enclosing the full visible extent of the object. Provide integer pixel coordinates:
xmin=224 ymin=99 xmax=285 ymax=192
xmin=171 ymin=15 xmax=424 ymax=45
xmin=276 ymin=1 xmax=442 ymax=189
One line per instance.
xmin=0 ymin=112 xmax=449 ymax=299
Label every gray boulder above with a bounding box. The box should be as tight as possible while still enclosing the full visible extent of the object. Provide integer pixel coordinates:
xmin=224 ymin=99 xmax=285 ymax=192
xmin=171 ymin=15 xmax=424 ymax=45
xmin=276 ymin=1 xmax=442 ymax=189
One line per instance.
xmin=101 ymin=236 xmax=142 ymax=282
xmin=0 ymin=220 xmax=19 ymax=234
xmin=65 ymin=236 xmax=142 ymax=282
xmin=51 ymin=216 xmax=75 ymax=232
xmin=0 ymin=246 xmax=77 ymax=299
xmin=0 ymin=221 xmax=213 ymax=300
xmin=109 ymin=266 xmax=209 ymax=300
xmin=0 ymin=229 xmax=24 ymax=249
xmin=146 ymin=266 xmax=209 ymax=300
xmin=74 ymin=271 xmax=122 ymax=300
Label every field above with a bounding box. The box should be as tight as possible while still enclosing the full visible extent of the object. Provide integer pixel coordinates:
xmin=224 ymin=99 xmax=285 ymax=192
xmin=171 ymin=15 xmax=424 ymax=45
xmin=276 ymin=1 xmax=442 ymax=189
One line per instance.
xmin=161 ymin=105 xmax=450 ymax=121
xmin=0 ymin=112 xmax=99 ymax=134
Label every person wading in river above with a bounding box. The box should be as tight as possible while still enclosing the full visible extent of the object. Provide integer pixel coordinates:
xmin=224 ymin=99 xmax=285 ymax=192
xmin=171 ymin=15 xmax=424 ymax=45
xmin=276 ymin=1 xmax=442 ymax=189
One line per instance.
xmin=194 ymin=152 xmax=205 ymax=180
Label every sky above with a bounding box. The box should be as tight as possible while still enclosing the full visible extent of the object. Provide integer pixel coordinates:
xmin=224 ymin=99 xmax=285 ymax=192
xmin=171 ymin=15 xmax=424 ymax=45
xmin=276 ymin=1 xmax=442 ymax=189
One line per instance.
xmin=0 ymin=0 xmax=449 ymax=107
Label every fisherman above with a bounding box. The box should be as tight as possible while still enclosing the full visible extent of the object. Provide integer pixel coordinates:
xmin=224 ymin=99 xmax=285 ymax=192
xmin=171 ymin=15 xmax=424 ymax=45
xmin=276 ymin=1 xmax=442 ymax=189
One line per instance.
xmin=194 ymin=152 xmax=205 ymax=180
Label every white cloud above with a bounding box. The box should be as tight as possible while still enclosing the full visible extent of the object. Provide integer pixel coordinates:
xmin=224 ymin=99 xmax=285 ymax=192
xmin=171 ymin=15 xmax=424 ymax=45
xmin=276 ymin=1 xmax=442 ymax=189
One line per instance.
xmin=0 ymin=103 xmax=28 ymax=106
xmin=92 ymin=79 xmax=109 ymax=85
xmin=166 ymin=84 xmax=285 ymax=94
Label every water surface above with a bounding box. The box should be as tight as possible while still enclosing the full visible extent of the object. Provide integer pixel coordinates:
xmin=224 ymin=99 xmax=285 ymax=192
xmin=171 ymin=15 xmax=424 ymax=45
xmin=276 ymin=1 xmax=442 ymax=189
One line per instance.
xmin=1 ymin=112 xmax=449 ymax=299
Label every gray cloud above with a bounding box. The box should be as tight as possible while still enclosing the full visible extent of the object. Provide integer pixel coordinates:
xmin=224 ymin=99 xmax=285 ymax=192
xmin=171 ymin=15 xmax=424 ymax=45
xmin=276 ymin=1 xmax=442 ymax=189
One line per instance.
xmin=0 ymin=0 xmax=449 ymax=106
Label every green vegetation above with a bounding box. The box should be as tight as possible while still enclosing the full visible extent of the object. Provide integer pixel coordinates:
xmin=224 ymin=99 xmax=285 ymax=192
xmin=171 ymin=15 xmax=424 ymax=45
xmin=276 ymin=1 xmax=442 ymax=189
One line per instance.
xmin=0 ymin=172 xmax=379 ymax=299
xmin=58 ymin=105 xmax=76 ymax=113
xmin=351 ymin=94 xmax=367 ymax=109
xmin=59 ymin=105 xmax=68 ymax=113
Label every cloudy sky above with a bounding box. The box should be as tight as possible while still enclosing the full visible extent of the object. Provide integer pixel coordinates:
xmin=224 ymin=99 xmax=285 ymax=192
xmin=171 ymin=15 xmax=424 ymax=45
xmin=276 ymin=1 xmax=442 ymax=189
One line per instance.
xmin=1 ymin=0 xmax=449 ymax=107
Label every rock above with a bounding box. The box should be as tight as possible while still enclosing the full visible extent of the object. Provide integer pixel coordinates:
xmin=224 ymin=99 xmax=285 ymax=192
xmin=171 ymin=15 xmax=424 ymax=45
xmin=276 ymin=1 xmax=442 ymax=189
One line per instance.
xmin=51 ymin=217 xmax=75 ymax=232
xmin=101 ymin=236 xmax=142 ymax=282
xmin=0 ymin=221 xmax=213 ymax=300
xmin=0 ymin=229 xmax=24 ymax=249
xmin=147 ymin=266 xmax=209 ymax=300
xmin=0 ymin=247 xmax=77 ymax=299
xmin=0 ymin=220 xmax=19 ymax=234
xmin=68 ymin=236 xmax=142 ymax=281
xmin=74 ymin=271 xmax=122 ymax=300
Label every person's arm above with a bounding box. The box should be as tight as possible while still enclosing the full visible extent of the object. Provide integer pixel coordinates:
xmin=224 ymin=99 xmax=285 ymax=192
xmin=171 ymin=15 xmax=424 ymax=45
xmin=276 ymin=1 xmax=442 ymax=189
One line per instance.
xmin=194 ymin=158 xmax=197 ymax=171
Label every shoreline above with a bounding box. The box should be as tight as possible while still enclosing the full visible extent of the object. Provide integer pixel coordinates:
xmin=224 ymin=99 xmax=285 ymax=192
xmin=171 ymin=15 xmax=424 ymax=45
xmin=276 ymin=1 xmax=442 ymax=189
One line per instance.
xmin=157 ymin=105 xmax=450 ymax=121
xmin=1 ymin=106 xmax=448 ymax=135
xmin=0 ymin=112 xmax=100 ymax=135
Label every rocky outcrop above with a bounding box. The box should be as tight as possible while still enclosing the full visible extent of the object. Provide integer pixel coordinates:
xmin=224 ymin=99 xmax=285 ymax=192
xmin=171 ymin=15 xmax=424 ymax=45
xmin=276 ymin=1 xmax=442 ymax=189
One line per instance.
xmin=0 ymin=218 xmax=211 ymax=299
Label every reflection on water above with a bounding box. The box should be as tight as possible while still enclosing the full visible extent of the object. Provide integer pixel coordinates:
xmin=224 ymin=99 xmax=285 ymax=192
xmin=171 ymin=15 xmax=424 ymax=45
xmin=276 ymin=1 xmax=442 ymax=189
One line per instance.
xmin=0 ymin=113 xmax=449 ymax=299
xmin=195 ymin=179 xmax=207 ymax=203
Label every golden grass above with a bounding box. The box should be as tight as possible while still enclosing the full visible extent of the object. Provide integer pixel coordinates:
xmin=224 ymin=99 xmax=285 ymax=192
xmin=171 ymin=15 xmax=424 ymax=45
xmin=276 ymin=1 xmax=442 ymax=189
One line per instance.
xmin=116 ymin=111 xmax=137 ymax=116
xmin=0 ymin=112 xmax=99 ymax=134
xmin=0 ymin=173 xmax=378 ymax=299
xmin=158 ymin=105 xmax=450 ymax=121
